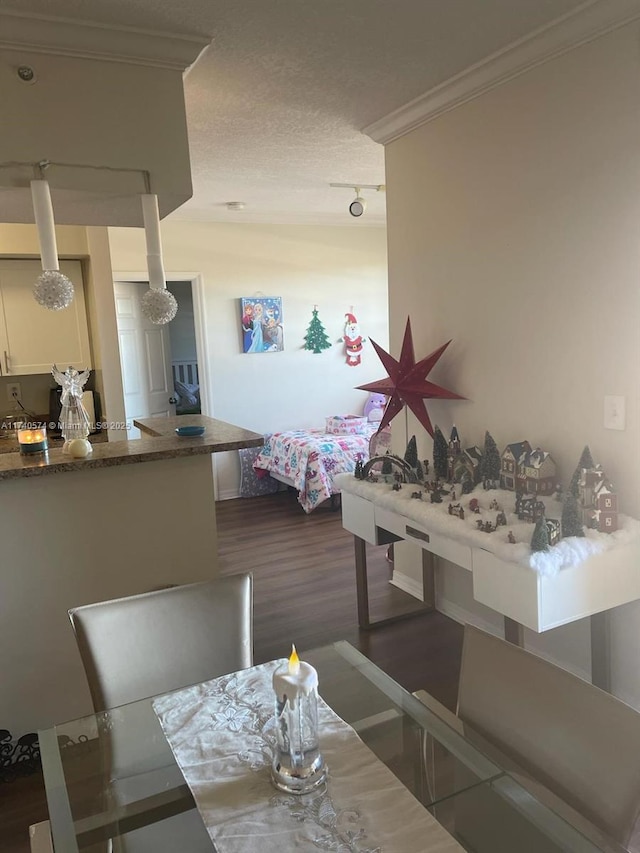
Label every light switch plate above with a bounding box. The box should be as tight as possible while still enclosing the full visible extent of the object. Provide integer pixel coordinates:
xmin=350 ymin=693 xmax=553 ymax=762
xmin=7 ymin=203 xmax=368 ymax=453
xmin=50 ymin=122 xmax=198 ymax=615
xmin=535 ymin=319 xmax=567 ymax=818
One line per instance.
xmin=604 ymin=395 xmax=625 ymax=430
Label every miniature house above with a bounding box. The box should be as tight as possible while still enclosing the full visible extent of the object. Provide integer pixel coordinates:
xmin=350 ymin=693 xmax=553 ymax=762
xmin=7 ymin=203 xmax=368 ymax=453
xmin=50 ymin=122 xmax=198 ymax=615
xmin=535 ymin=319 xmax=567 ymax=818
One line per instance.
xmin=453 ymin=445 xmax=483 ymax=485
xmin=579 ymin=464 xmax=618 ymax=533
xmin=519 ymin=448 xmax=557 ymax=497
xmin=500 ymin=441 xmax=532 ymax=490
xmin=516 ymin=494 xmax=546 ymax=523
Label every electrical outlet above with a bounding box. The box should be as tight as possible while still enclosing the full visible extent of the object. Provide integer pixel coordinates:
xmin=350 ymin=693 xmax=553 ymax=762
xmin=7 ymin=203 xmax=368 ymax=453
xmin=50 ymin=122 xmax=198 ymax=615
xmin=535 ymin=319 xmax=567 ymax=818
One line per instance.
xmin=6 ymin=382 xmax=21 ymax=401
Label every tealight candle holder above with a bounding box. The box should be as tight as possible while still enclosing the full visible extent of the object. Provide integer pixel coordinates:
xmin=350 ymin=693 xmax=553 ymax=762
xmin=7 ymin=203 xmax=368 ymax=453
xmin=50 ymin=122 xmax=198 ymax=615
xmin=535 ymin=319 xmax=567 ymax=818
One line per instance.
xmin=271 ymin=645 xmax=327 ymax=795
xmin=18 ymin=425 xmax=48 ymax=455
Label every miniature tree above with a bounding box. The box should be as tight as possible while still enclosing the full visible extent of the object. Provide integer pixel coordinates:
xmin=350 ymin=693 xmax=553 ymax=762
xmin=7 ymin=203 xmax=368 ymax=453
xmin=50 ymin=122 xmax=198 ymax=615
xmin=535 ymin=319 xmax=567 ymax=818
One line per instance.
xmin=416 ymin=459 xmax=424 ymax=481
xmin=531 ymin=516 xmax=550 ymax=552
xmin=568 ymin=445 xmax=595 ymax=498
xmin=481 ymin=431 xmax=501 ymax=488
xmin=303 ymin=307 xmax=331 ymax=354
xmin=433 ymin=426 xmax=448 ymax=481
xmin=404 ymin=435 xmax=418 ymax=469
xmin=381 ymin=454 xmax=392 ymax=475
xmin=561 ymin=493 xmax=585 ymax=538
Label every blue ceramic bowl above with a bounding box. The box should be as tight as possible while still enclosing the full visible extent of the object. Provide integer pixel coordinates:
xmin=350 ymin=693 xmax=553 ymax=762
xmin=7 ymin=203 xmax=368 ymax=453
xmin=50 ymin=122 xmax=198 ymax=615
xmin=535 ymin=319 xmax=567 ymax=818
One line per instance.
xmin=175 ymin=425 xmax=206 ymax=437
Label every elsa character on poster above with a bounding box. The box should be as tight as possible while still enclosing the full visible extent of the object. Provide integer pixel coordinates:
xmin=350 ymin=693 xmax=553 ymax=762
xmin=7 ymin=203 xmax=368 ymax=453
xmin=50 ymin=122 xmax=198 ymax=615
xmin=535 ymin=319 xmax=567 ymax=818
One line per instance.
xmin=247 ymin=302 xmax=265 ymax=352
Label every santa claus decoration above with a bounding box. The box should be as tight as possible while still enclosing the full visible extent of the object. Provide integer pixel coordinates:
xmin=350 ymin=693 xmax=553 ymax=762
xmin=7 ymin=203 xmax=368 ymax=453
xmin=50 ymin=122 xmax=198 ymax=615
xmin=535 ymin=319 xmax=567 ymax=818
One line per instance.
xmin=342 ymin=312 xmax=366 ymax=366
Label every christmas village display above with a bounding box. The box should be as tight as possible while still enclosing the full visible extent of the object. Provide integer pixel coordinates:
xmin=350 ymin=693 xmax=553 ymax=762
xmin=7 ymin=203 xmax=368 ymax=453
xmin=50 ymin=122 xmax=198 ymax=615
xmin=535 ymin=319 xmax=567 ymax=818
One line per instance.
xmin=352 ymin=425 xmax=628 ymax=573
xmin=344 ymin=318 xmax=637 ymax=576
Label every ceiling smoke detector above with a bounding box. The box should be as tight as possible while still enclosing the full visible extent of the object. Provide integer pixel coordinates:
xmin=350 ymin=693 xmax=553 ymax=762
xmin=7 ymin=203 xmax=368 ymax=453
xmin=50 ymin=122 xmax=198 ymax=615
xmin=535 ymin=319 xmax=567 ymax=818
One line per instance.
xmin=226 ymin=201 xmax=246 ymax=211
xmin=16 ymin=65 xmax=36 ymax=84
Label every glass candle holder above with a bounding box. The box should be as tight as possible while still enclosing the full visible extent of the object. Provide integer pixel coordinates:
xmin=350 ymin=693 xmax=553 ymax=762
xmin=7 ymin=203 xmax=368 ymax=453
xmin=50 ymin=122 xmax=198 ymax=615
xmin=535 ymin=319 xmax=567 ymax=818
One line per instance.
xmin=271 ymin=650 xmax=327 ymax=795
xmin=18 ymin=424 xmax=48 ymax=454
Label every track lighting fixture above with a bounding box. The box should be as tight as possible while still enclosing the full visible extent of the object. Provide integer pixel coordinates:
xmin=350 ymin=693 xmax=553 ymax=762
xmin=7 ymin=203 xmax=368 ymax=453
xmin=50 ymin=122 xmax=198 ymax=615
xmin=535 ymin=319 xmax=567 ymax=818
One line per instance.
xmin=329 ymin=183 xmax=385 ymax=218
xmin=349 ymin=191 xmax=366 ymax=218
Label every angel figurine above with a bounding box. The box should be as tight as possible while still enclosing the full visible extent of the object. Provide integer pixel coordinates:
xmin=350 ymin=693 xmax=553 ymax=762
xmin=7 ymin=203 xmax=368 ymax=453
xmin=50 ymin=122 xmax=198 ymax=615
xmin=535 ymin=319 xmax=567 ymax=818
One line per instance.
xmin=52 ymin=364 xmax=92 ymax=452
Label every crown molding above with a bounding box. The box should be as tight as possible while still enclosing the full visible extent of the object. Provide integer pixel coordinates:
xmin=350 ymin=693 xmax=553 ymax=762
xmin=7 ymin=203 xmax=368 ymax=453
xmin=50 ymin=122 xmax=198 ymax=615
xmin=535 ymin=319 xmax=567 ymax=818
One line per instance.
xmin=364 ymin=0 xmax=640 ymax=144
xmin=0 ymin=9 xmax=210 ymax=71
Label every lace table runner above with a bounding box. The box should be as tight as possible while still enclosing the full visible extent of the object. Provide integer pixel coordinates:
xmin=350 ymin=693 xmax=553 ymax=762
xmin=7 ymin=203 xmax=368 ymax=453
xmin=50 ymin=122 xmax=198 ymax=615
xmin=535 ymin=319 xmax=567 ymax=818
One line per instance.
xmin=152 ymin=660 xmax=464 ymax=853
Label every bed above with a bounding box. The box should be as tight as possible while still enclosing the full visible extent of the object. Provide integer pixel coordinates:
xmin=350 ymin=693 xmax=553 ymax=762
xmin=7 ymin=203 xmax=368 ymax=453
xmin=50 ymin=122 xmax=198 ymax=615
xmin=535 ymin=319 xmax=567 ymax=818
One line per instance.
xmin=172 ymin=360 xmax=201 ymax=415
xmin=253 ymin=424 xmax=387 ymax=513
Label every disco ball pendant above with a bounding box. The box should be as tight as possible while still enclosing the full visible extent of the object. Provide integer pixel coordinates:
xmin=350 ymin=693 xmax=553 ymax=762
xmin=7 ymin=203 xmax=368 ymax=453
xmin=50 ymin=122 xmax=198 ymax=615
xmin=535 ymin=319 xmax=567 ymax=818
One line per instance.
xmin=141 ymin=287 xmax=178 ymax=325
xmin=33 ymin=270 xmax=75 ymax=311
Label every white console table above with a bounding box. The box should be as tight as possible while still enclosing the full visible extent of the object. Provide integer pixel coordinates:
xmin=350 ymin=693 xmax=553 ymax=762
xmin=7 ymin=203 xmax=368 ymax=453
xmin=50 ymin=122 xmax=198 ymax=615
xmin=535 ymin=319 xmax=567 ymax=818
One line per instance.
xmin=339 ymin=482 xmax=640 ymax=692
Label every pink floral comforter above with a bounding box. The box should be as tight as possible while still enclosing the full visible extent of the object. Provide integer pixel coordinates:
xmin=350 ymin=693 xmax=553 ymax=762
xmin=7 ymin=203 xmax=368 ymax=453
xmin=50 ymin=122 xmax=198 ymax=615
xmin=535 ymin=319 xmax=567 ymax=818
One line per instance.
xmin=253 ymin=426 xmax=376 ymax=513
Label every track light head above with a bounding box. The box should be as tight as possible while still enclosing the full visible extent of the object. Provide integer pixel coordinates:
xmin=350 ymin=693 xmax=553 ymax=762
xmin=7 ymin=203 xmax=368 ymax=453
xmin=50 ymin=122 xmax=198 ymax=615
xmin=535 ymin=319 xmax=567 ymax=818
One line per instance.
xmin=349 ymin=193 xmax=367 ymax=217
xmin=330 ymin=183 xmax=384 ymax=217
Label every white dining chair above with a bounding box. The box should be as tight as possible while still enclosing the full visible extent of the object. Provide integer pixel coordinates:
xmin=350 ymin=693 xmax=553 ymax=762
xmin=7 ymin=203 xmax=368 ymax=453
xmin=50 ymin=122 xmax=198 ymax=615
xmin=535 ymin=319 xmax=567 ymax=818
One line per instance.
xmin=67 ymin=574 xmax=253 ymax=853
xmin=69 ymin=574 xmax=253 ymax=711
xmin=416 ymin=623 xmax=640 ymax=848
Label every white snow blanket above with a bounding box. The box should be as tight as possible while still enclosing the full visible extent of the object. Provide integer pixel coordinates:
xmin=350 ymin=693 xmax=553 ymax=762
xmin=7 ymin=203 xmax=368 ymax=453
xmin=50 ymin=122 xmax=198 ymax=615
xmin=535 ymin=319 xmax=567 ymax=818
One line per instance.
xmin=335 ymin=474 xmax=640 ymax=578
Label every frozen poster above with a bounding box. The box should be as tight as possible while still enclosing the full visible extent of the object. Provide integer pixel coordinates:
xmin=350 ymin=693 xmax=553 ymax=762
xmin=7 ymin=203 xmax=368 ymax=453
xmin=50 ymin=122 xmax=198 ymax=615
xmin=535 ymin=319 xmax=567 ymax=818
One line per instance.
xmin=240 ymin=297 xmax=284 ymax=353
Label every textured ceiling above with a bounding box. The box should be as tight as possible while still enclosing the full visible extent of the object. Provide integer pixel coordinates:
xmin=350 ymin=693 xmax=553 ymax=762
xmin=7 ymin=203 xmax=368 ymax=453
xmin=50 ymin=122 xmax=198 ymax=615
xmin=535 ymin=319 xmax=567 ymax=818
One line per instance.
xmin=1 ymin=0 xmax=589 ymax=225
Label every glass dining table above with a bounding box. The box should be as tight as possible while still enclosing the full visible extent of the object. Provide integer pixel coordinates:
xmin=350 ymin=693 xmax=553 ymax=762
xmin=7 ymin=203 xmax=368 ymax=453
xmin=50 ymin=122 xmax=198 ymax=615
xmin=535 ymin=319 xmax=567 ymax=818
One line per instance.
xmin=39 ymin=641 xmax=625 ymax=852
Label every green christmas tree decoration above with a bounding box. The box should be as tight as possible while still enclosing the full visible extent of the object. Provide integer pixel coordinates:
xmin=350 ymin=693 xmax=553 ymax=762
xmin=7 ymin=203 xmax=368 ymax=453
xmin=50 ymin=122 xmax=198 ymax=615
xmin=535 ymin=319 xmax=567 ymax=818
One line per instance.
xmin=561 ymin=493 xmax=585 ymax=538
xmin=381 ymin=453 xmax=393 ymax=475
xmin=433 ymin=426 xmax=448 ymax=481
xmin=303 ymin=307 xmax=332 ymax=354
xmin=531 ymin=516 xmax=550 ymax=552
xmin=568 ymin=445 xmax=595 ymax=497
xmin=416 ymin=459 xmax=424 ymax=481
xmin=481 ymin=431 xmax=501 ymax=488
xmin=404 ymin=435 xmax=418 ymax=469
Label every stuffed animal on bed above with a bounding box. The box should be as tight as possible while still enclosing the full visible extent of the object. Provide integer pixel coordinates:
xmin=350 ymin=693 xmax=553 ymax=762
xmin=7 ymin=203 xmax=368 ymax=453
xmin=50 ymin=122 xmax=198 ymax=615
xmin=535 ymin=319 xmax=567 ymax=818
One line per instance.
xmin=364 ymin=392 xmax=387 ymax=423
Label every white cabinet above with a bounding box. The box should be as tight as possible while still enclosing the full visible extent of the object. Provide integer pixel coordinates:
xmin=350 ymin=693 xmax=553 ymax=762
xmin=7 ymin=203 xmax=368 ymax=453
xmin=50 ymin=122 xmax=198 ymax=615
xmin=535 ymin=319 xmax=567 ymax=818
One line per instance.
xmin=0 ymin=259 xmax=92 ymax=375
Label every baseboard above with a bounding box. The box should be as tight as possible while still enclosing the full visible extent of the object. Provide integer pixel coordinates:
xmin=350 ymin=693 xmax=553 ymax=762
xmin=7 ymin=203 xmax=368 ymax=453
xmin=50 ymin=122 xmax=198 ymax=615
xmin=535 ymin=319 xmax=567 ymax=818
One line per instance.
xmin=216 ymin=488 xmax=240 ymax=501
xmin=389 ymin=570 xmax=424 ymax=601
xmin=436 ymin=596 xmax=500 ymax=637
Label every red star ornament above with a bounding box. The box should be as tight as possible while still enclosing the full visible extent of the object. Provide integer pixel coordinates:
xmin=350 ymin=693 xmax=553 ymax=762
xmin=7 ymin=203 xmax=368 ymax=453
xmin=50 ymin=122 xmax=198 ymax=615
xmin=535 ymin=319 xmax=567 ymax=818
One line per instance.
xmin=357 ymin=318 xmax=465 ymax=437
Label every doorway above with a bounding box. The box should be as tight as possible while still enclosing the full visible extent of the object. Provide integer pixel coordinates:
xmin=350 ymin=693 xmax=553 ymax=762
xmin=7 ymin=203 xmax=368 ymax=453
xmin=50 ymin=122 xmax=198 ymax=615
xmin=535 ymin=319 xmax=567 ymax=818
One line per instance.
xmin=114 ymin=277 xmax=207 ymax=439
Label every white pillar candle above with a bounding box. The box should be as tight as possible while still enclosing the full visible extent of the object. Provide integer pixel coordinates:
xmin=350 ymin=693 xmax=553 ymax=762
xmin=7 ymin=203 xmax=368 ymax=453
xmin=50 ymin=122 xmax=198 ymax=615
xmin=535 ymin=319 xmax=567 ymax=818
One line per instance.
xmin=141 ymin=193 xmax=167 ymax=289
xmin=30 ymin=180 xmax=59 ymax=271
xmin=271 ymin=645 xmax=326 ymax=794
xmin=272 ymin=645 xmax=319 ymax=710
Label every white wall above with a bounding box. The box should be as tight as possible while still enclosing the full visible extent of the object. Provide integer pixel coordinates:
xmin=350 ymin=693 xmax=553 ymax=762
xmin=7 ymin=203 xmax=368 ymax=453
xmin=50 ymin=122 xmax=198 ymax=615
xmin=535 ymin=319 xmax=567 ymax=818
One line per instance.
xmin=108 ymin=222 xmax=389 ymax=497
xmin=385 ymin=24 xmax=640 ymax=702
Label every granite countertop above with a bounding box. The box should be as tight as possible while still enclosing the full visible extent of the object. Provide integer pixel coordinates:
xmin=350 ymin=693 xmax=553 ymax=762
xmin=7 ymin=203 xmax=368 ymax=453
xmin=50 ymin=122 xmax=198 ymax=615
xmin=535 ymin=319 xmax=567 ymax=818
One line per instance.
xmin=0 ymin=430 xmax=107 ymax=455
xmin=0 ymin=416 xmax=262 ymax=481
xmin=134 ymin=415 xmax=264 ymax=452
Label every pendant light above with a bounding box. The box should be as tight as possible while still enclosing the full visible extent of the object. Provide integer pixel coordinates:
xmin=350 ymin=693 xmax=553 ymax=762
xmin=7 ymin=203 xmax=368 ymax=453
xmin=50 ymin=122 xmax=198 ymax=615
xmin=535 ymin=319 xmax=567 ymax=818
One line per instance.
xmin=30 ymin=178 xmax=75 ymax=310
xmin=140 ymin=193 xmax=177 ymax=325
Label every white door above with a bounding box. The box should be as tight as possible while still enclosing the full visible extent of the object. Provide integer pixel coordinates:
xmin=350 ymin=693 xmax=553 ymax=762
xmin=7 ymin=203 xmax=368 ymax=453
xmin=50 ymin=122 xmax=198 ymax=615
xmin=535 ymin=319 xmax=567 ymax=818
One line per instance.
xmin=115 ymin=281 xmax=175 ymax=439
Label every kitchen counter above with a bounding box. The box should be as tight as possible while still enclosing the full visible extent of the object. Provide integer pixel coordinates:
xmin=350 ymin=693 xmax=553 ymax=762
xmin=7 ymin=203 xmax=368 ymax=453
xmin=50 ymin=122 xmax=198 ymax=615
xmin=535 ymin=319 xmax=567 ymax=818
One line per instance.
xmin=1 ymin=414 xmax=262 ymax=737
xmin=0 ymin=416 xmax=262 ymax=480
xmin=134 ymin=414 xmax=263 ymax=451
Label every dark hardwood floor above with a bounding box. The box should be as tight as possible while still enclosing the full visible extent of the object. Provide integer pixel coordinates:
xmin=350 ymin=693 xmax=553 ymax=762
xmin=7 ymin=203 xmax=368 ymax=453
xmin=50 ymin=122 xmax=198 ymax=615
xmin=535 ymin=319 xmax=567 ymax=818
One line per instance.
xmin=0 ymin=490 xmax=463 ymax=852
